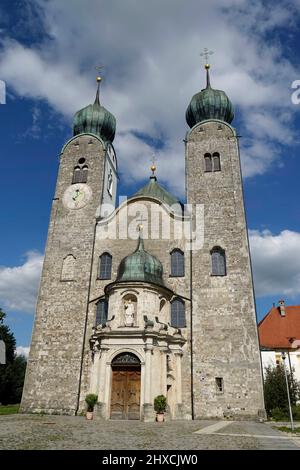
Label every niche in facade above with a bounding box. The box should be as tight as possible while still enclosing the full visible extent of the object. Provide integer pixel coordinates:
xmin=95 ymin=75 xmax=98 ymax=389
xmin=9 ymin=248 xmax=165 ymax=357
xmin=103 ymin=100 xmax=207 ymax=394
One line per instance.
xmin=122 ymin=293 xmax=137 ymax=327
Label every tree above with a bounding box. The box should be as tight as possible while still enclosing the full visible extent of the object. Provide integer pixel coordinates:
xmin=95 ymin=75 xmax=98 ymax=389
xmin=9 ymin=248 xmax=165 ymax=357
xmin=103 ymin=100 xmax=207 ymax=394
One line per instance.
xmin=0 ymin=308 xmax=27 ymax=405
xmin=0 ymin=308 xmax=16 ymax=363
xmin=264 ymin=363 xmax=300 ymax=417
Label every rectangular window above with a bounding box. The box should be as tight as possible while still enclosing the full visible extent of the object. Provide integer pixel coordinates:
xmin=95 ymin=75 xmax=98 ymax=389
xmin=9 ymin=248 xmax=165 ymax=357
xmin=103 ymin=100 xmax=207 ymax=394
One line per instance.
xmin=215 ymin=377 xmax=224 ymax=394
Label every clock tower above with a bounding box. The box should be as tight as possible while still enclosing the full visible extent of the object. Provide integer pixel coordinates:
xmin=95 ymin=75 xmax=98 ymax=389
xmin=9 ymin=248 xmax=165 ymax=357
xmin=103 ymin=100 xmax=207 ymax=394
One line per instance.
xmin=21 ymin=76 xmax=118 ymax=414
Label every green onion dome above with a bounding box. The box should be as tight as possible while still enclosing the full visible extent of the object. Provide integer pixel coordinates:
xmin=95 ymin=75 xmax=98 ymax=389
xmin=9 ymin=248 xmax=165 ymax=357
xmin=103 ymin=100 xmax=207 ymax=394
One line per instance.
xmin=73 ymin=77 xmax=116 ymax=143
xmin=116 ymin=235 xmax=164 ymax=287
xmin=186 ymin=65 xmax=234 ymax=128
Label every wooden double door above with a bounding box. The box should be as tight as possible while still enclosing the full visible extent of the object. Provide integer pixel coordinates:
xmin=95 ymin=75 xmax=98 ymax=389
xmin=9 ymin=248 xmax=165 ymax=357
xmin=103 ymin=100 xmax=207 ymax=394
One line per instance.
xmin=110 ymin=367 xmax=141 ymax=420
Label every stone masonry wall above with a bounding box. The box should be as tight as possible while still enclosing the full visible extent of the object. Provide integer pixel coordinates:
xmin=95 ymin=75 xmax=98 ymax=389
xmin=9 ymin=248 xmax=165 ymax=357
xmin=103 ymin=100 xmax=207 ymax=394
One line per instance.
xmin=21 ymin=134 xmax=106 ymax=414
xmin=186 ymin=120 xmax=265 ymax=419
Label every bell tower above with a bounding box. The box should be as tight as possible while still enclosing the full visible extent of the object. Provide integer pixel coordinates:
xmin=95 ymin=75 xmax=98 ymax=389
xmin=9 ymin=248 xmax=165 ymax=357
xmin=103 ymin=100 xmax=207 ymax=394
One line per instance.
xmin=186 ymin=62 xmax=265 ymax=419
xmin=21 ymin=75 xmax=118 ymax=414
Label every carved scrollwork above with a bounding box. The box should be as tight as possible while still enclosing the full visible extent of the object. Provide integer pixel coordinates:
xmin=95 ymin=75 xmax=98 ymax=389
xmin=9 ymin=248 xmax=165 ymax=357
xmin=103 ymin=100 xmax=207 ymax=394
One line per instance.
xmin=112 ymin=352 xmax=140 ymax=365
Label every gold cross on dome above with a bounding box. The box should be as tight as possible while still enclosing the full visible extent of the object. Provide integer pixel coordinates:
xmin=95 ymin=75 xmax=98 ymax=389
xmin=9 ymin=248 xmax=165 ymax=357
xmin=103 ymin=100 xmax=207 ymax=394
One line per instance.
xmin=136 ymin=215 xmax=147 ymax=229
xmin=200 ymin=48 xmax=214 ymax=66
xmin=150 ymin=153 xmax=157 ymax=175
xmin=95 ymin=65 xmax=104 ymax=81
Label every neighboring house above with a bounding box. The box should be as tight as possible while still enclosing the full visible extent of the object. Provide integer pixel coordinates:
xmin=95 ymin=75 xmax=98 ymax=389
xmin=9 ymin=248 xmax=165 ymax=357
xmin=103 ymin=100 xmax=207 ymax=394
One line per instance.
xmin=258 ymin=300 xmax=300 ymax=382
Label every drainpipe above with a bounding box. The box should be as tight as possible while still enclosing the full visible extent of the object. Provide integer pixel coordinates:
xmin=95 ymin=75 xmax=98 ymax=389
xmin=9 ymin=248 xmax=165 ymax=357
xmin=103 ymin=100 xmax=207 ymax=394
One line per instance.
xmin=189 ymin=229 xmax=195 ymax=420
xmin=76 ymin=220 xmax=97 ymax=415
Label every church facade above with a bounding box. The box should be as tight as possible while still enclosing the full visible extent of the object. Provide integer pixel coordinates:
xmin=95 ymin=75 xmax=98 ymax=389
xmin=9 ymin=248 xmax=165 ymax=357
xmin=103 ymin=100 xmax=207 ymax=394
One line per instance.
xmin=21 ymin=66 xmax=265 ymax=421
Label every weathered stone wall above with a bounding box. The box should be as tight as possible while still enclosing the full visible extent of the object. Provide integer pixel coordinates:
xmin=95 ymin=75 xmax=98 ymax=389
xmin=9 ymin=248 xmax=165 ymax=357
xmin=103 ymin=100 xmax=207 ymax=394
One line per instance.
xmin=79 ymin=198 xmax=193 ymax=418
xmin=21 ymin=118 xmax=264 ymax=420
xmin=21 ymin=134 xmax=106 ymax=414
xmin=186 ymin=120 xmax=265 ymax=418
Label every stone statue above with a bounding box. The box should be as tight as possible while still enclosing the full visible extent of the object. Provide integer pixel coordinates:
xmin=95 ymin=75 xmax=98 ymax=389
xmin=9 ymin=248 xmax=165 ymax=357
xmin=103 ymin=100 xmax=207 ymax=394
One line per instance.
xmin=124 ymin=300 xmax=135 ymax=326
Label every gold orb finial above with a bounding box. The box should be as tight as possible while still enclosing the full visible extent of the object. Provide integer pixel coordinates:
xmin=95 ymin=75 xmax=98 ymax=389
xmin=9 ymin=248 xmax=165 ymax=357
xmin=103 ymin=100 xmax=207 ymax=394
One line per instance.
xmin=204 ymin=63 xmax=210 ymax=70
xmin=96 ymin=75 xmax=102 ymax=83
xmin=150 ymin=164 xmax=156 ymax=173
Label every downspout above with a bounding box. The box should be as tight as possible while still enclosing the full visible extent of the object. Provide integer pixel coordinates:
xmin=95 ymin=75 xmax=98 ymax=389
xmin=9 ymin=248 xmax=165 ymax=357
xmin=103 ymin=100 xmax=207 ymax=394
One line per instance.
xmin=185 ymin=133 xmax=195 ymax=421
xmin=189 ymin=240 xmax=194 ymax=420
xmin=75 ymin=218 xmax=97 ymax=415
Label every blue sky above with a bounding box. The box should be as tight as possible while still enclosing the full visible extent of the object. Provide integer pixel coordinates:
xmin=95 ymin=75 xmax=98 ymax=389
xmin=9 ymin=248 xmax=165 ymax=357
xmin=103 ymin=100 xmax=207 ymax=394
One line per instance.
xmin=1 ymin=0 xmax=300 ymax=353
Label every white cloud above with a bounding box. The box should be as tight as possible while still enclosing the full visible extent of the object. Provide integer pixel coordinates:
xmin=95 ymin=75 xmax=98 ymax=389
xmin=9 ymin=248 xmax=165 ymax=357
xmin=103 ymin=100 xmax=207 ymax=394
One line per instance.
xmin=0 ymin=251 xmax=43 ymax=313
xmin=0 ymin=0 xmax=298 ymax=195
xmin=249 ymin=229 xmax=300 ymax=298
xmin=16 ymin=346 xmax=30 ymax=358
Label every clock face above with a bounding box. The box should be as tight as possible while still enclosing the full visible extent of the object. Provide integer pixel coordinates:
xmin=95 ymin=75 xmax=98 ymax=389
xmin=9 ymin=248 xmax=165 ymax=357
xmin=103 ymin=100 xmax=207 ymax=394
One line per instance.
xmin=62 ymin=183 xmax=92 ymax=210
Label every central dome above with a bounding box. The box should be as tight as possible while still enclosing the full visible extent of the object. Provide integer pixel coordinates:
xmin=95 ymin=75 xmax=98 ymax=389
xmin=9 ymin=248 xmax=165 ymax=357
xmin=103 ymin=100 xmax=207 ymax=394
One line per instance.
xmin=116 ymin=236 xmax=164 ymax=286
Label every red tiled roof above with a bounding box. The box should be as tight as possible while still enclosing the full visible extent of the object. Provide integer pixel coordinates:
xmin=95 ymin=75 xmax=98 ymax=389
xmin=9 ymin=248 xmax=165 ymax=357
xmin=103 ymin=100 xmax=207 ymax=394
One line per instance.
xmin=258 ymin=305 xmax=300 ymax=350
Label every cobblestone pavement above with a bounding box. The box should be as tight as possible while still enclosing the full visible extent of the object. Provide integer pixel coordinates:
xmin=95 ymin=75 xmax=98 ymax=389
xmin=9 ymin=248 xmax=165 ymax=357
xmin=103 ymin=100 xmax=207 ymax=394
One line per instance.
xmin=0 ymin=415 xmax=299 ymax=450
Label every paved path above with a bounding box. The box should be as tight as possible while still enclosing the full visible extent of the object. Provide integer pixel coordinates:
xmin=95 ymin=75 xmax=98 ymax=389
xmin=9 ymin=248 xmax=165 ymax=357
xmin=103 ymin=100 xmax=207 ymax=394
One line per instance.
xmin=0 ymin=414 xmax=299 ymax=450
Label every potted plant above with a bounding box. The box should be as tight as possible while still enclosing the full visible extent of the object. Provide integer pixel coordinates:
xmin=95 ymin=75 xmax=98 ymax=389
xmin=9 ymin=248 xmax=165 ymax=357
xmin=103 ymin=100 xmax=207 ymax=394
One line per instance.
xmin=154 ymin=395 xmax=167 ymax=422
xmin=85 ymin=393 xmax=98 ymax=420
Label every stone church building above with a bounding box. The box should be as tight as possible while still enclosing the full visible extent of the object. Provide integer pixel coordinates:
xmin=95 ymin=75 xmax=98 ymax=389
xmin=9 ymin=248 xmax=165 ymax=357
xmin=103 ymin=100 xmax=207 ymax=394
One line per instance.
xmin=21 ymin=64 xmax=265 ymax=421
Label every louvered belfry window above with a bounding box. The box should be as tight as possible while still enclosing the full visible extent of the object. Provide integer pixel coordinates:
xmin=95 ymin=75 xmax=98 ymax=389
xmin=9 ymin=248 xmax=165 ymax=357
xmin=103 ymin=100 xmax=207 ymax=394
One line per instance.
xmin=211 ymin=247 xmax=226 ymax=276
xmin=170 ymin=249 xmax=185 ymax=277
xmin=98 ymin=253 xmax=112 ymax=280
xmin=213 ymin=152 xmax=221 ymax=171
xmin=72 ymin=158 xmax=88 ymax=184
xmin=171 ymin=298 xmax=186 ymax=328
xmin=204 ymin=153 xmax=212 ymax=172
xmin=204 ymin=152 xmax=221 ymax=172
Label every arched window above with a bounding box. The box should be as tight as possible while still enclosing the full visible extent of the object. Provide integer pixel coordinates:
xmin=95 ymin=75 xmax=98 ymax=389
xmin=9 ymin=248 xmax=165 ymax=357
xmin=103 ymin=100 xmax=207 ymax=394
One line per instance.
xmin=72 ymin=166 xmax=81 ymax=184
xmin=98 ymin=252 xmax=112 ymax=280
xmin=204 ymin=153 xmax=212 ymax=172
xmin=72 ymin=159 xmax=88 ymax=184
xmin=211 ymin=247 xmax=226 ymax=276
xmin=213 ymin=152 xmax=221 ymax=171
xmin=96 ymin=299 xmax=108 ymax=326
xmin=107 ymin=168 xmax=113 ymax=196
xmin=170 ymin=298 xmax=186 ymax=328
xmin=170 ymin=249 xmax=185 ymax=277
xmin=81 ymin=165 xmax=88 ymax=183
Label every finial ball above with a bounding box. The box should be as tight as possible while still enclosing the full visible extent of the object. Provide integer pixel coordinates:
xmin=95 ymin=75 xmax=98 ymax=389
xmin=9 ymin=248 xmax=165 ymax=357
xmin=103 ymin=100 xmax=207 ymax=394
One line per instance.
xmin=96 ymin=76 xmax=102 ymax=83
xmin=150 ymin=164 xmax=156 ymax=172
xmin=204 ymin=63 xmax=210 ymax=70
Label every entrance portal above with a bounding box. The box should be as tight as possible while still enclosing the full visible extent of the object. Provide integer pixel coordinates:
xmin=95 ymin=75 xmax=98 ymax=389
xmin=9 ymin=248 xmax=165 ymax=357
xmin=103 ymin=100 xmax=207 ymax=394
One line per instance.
xmin=110 ymin=353 xmax=141 ymax=420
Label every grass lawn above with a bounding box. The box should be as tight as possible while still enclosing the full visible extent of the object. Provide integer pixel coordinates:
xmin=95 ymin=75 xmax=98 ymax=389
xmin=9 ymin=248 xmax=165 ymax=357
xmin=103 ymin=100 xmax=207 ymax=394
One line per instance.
xmin=275 ymin=426 xmax=300 ymax=435
xmin=0 ymin=404 xmax=20 ymax=415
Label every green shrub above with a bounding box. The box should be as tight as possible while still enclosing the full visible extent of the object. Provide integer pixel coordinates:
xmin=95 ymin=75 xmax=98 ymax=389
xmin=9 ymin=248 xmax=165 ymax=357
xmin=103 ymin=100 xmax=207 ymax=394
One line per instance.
xmin=292 ymin=404 xmax=300 ymax=420
xmin=154 ymin=395 xmax=167 ymax=413
xmin=263 ymin=364 xmax=300 ymax=417
xmin=270 ymin=404 xmax=300 ymax=421
xmin=85 ymin=394 xmax=98 ymax=412
xmin=270 ymin=407 xmax=288 ymax=421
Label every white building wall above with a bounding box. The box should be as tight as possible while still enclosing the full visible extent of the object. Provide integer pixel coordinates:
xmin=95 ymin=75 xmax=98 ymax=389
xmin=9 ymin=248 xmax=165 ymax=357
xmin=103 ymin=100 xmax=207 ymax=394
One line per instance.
xmin=261 ymin=350 xmax=300 ymax=382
